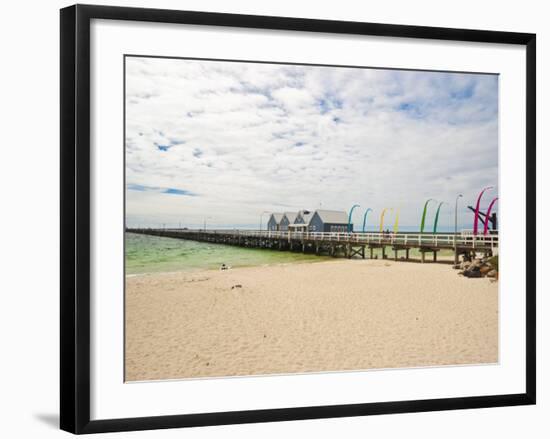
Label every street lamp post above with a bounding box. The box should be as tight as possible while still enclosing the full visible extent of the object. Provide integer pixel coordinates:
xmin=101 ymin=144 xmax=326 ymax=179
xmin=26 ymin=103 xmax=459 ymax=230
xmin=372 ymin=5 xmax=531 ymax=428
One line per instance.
xmin=203 ymin=216 xmax=212 ymax=231
xmin=454 ymin=194 xmax=463 ymax=261
xmin=454 ymin=194 xmax=463 ymax=237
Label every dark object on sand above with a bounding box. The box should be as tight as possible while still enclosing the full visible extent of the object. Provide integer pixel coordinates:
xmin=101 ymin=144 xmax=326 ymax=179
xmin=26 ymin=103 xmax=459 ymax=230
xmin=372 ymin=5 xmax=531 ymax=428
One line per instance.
xmin=459 ymin=255 xmax=499 ymax=279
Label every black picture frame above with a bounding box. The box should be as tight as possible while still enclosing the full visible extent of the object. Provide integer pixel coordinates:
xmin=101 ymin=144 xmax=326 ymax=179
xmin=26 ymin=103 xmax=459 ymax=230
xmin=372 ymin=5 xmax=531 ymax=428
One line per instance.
xmin=60 ymin=4 xmax=536 ymax=434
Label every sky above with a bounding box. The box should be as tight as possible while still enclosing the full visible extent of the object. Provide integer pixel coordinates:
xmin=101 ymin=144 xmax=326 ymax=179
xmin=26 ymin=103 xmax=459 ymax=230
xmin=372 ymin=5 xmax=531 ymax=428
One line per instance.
xmin=125 ymin=56 xmax=499 ymax=231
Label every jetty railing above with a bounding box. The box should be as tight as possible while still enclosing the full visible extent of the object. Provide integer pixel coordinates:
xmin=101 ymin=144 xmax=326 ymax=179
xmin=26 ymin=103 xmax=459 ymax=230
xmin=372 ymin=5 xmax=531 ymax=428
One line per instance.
xmin=152 ymin=229 xmax=498 ymax=251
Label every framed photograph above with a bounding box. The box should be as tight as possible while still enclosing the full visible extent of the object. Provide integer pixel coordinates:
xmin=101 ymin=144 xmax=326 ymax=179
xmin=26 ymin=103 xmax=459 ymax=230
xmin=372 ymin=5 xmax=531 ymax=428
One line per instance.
xmin=60 ymin=4 xmax=536 ymax=434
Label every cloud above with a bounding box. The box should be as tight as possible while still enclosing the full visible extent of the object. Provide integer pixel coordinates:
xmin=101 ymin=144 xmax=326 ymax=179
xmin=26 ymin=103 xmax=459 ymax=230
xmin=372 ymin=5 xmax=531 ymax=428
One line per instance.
xmin=125 ymin=57 xmax=498 ymax=230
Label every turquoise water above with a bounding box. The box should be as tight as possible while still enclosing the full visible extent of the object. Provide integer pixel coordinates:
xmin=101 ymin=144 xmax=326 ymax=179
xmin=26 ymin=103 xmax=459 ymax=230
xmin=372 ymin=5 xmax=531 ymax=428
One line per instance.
xmin=125 ymin=233 xmax=330 ymax=275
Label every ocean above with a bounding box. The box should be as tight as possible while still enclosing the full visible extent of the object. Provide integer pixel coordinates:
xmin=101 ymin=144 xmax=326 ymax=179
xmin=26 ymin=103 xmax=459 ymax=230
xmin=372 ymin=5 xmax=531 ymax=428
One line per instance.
xmin=125 ymin=232 xmax=330 ymax=275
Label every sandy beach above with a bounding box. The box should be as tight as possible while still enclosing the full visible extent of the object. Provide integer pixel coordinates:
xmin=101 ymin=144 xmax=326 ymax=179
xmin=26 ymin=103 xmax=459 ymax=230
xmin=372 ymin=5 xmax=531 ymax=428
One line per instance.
xmin=125 ymin=259 xmax=498 ymax=381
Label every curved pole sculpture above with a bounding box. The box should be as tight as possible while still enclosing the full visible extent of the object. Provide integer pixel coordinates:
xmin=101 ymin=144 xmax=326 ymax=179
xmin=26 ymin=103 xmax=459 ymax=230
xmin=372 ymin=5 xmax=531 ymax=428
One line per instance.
xmin=473 ymin=186 xmax=493 ymax=236
xmin=483 ymin=197 xmax=499 ymax=235
xmin=393 ymin=208 xmax=400 ymax=234
xmin=362 ymin=208 xmax=372 ymax=232
xmin=420 ymin=199 xmax=435 ymax=234
xmin=348 ymin=204 xmax=360 ymax=233
xmin=433 ymin=201 xmax=446 ymax=234
xmin=380 ymin=208 xmax=393 ymax=233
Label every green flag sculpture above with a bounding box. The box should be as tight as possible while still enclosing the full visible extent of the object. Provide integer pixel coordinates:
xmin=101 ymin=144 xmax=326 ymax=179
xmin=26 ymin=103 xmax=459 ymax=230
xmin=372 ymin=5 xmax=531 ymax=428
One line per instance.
xmin=433 ymin=201 xmax=446 ymax=234
xmin=420 ymin=199 xmax=435 ymax=233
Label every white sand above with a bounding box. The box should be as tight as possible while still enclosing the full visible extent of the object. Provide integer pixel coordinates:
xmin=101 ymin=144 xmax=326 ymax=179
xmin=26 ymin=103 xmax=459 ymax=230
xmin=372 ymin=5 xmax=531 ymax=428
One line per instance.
xmin=125 ymin=259 xmax=498 ymax=381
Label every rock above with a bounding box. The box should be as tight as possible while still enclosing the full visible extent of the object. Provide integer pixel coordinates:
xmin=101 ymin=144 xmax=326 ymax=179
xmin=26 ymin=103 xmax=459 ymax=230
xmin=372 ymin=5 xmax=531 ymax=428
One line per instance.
xmin=231 ymin=284 xmax=243 ymax=290
xmin=471 ymin=259 xmax=483 ymax=268
xmin=464 ymin=270 xmax=482 ymax=278
xmin=487 ymin=269 xmax=497 ymax=278
xmin=480 ymin=265 xmax=491 ymax=275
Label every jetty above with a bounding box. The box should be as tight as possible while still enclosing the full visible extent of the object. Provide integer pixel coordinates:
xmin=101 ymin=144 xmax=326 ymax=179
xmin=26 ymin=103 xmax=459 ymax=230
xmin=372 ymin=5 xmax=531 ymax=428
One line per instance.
xmin=128 ymin=228 xmax=498 ymax=264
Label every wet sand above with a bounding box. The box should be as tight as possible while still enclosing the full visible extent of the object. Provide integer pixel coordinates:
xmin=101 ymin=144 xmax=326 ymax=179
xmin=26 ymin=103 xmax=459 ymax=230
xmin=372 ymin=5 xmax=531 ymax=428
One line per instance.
xmin=125 ymin=259 xmax=498 ymax=381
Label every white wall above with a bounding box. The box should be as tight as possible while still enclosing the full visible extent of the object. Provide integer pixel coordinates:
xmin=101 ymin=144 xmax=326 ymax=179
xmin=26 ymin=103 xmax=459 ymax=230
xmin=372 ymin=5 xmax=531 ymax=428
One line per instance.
xmin=0 ymin=0 xmax=546 ymax=437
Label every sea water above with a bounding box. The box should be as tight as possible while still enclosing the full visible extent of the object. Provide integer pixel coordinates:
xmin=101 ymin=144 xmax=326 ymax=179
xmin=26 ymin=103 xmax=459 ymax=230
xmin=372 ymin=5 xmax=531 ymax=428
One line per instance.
xmin=125 ymin=232 xmax=330 ymax=275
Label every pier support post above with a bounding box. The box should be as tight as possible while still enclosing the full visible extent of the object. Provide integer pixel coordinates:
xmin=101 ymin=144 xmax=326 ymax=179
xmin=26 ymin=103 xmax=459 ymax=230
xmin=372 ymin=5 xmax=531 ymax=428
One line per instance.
xmin=454 ymin=250 xmax=459 ymax=265
xmin=421 ymin=250 xmax=425 ymax=263
xmin=394 ymin=248 xmax=398 ymax=261
xmin=370 ymin=247 xmax=374 ymax=259
xmin=405 ymin=248 xmax=410 ymax=260
xmin=382 ymin=246 xmax=386 ymax=259
xmin=433 ymin=251 xmax=437 ymax=262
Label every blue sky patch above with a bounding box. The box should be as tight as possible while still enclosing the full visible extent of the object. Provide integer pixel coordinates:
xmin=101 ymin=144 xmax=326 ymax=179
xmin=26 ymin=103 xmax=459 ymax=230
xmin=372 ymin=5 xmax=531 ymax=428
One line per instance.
xmin=155 ymin=143 xmax=170 ymax=151
xmin=163 ymin=188 xmax=196 ymax=196
xmin=127 ymin=183 xmax=196 ymax=196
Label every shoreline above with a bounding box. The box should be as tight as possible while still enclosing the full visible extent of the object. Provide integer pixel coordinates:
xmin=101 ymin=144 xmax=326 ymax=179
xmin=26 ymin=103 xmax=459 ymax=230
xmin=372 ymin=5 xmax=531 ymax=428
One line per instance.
xmin=125 ymin=258 xmax=498 ymax=381
xmin=125 ymin=257 xmax=333 ymax=277
xmin=125 ymin=247 xmax=457 ymax=277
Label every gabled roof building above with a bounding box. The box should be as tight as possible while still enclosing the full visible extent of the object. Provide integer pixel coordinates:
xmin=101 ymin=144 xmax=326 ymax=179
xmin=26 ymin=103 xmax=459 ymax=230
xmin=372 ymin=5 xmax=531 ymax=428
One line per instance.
xmin=280 ymin=212 xmax=298 ymax=231
xmin=308 ymin=210 xmax=350 ymax=233
xmin=267 ymin=213 xmax=284 ymax=231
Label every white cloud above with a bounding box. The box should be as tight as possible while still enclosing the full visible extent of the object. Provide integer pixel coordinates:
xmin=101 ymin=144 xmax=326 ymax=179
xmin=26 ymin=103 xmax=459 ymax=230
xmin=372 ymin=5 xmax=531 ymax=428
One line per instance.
xmin=125 ymin=57 xmax=499 ymax=231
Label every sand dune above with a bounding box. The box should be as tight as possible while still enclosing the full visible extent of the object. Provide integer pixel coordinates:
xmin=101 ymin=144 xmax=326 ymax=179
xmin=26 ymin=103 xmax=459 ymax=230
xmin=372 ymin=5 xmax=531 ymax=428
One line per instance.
xmin=125 ymin=259 xmax=498 ymax=381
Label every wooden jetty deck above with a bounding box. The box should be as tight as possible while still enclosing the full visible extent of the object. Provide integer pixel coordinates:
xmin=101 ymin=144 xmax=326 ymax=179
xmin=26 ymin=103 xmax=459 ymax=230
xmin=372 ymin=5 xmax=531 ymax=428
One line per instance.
xmin=129 ymin=228 xmax=498 ymax=264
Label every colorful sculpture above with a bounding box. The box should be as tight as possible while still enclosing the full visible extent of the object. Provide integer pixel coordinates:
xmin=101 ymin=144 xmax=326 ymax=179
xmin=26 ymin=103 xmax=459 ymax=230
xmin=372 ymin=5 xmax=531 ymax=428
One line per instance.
xmin=362 ymin=208 xmax=372 ymax=232
xmin=380 ymin=208 xmax=392 ymax=233
xmin=347 ymin=204 xmax=360 ymax=233
xmin=393 ymin=208 xmax=400 ymax=234
xmin=433 ymin=201 xmax=446 ymax=234
xmin=473 ymin=186 xmax=493 ymax=236
xmin=420 ymin=199 xmax=435 ymax=233
xmin=483 ymin=197 xmax=498 ymax=235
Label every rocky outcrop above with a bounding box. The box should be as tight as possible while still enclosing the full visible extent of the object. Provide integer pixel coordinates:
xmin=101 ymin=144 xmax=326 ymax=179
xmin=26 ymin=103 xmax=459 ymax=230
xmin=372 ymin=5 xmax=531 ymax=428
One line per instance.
xmin=457 ymin=256 xmax=498 ymax=280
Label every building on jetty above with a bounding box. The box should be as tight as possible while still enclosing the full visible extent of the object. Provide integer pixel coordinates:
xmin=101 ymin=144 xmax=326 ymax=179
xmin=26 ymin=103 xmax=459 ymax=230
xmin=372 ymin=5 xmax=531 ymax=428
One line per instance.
xmin=267 ymin=213 xmax=284 ymax=231
xmin=289 ymin=210 xmax=313 ymax=232
xmin=270 ymin=209 xmax=351 ymax=233
xmin=308 ymin=210 xmax=351 ymax=233
xmin=280 ymin=212 xmax=298 ymax=231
